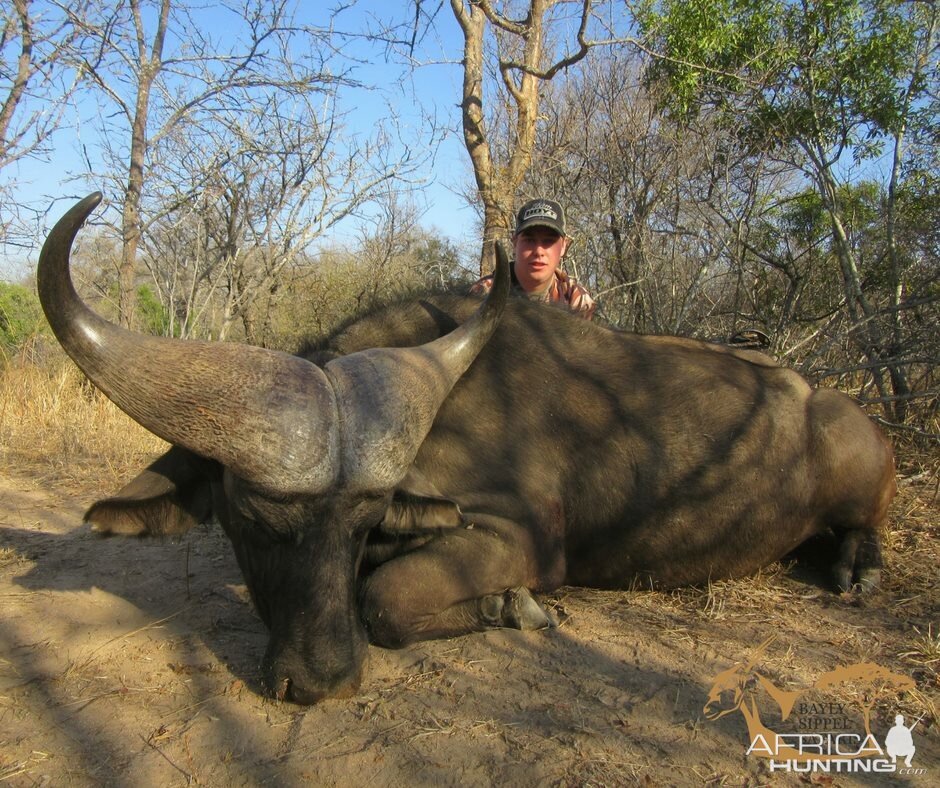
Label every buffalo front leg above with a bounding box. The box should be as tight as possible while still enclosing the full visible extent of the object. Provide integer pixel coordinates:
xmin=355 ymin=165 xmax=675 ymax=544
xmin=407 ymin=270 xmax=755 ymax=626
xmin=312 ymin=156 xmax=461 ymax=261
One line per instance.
xmin=359 ymin=524 xmax=554 ymax=648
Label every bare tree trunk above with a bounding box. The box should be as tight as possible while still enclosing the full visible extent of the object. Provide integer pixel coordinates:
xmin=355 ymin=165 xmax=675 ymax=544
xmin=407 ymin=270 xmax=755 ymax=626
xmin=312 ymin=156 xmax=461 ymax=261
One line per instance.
xmin=0 ymin=0 xmax=85 ymax=246
xmin=884 ymin=127 xmax=912 ymax=423
xmin=818 ymin=166 xmax=897 ymax=408
xmin=881 ymin=8 xmax=935 ymax=423
xmin=0 ymin=0 xmax=35 ymax=153
xmin=117 ymin=0 xmax=171 ymax=328
xmin=449 ymin=0 xmax=594 ymax=273
xmin=73 ymin=0 xmax=382 ymax=335
xmin=451 ymin=1 xmax=508 ymax=275
xmin=0 ymin=0 xmax=83 ymax=162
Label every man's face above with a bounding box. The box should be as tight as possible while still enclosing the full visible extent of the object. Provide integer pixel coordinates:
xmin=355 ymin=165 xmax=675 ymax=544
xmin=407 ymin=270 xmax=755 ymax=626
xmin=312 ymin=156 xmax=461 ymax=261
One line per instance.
xmin=512 ymin=226 xmax=569 ymax=293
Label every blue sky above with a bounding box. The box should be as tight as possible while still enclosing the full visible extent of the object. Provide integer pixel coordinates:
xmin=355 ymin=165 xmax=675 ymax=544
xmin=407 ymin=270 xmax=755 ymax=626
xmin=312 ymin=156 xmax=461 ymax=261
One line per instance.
xmin=328 ymin=2 xmax=480 ymax=239
xmin=1 ymin=1 xmax=479 ymax=279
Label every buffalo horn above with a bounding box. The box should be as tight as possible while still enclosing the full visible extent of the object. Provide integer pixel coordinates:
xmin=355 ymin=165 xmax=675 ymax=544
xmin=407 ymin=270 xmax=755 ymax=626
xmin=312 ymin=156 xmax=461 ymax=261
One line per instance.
xmin=322 ymin=240 xmax=509 ymax=490
xmin=37 ymin=193 xmax=508 ymax=494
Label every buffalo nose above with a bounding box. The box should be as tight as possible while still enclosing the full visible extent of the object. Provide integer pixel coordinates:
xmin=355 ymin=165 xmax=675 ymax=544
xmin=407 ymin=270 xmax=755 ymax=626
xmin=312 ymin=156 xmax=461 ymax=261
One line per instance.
xmin=262 ymin=652 xmax=364 ymax=705
xmin=264 ymin=671 xmax=362 ymax=705
xmin=272 ymin=677 xmax=291 ymax=702
xmin=262 ymin=623 xmax=368 ymax=704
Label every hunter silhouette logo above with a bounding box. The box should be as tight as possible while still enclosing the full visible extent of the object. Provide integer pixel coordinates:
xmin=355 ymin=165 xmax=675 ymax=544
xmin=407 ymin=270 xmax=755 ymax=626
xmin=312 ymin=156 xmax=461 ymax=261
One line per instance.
xmin=704 ymin=637 xmax=928 ymax=775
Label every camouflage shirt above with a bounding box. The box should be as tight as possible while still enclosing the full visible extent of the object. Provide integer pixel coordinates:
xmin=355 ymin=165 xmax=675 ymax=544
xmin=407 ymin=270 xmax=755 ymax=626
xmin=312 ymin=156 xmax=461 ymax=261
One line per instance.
xmin=469 ymin=268 xmax=596 ymax=320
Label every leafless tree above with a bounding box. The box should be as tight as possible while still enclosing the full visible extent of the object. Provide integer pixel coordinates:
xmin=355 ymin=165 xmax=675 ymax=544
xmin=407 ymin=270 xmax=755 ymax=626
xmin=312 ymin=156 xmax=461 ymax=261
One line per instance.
xmin=395 ymin=1 xmax=635 ymax=273
xmin=0 ymin=0 xmax=86 ymax=248
xmin=517 ymin=50 xmax=767 ymax=334
xmin=349 ymin=186 xmax=467 ymax=305
xmin=139 ymin=85 xmax=429 ymax=346
xmin=66 ymin=0 xmax=360 ymax=327
xmin=258 ymin=191 xmax=466 ymax=354
xmin=520 ymin=45 xmax=888 ymax=361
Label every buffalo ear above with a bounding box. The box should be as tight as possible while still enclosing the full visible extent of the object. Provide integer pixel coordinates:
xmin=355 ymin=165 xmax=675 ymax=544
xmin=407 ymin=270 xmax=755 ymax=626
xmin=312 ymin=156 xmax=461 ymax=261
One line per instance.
xmin=378 ymin=467 xmax=463 ymax=535
xmin=380 ymin=490 xmax=463 ymax=535
xmin=85 ymin=447 xmax=216 ymax=537
xmin=364 ymin=488 xmax=463 ymax=571
xmin=86 ymin=495 xmax=206 ymax=537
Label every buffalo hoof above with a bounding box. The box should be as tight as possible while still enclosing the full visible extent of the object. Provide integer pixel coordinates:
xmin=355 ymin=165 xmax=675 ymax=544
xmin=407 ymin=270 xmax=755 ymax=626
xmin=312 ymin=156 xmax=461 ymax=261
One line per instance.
xmin=834 ymin=567 xmax=881 ymax=595
xmin=479 ymin=586 xmax=555 ymax=631
xmin=833 ymin=566 xmax=852 ymax=594
xmin=855 ymin=568 xmax=881 ymax=592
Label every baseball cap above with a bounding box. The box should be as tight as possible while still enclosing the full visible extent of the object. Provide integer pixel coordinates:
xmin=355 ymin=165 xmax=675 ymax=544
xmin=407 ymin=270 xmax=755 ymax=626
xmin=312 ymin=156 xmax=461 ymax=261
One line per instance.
xmin=515 ymin=198 xmax=566 ymax=236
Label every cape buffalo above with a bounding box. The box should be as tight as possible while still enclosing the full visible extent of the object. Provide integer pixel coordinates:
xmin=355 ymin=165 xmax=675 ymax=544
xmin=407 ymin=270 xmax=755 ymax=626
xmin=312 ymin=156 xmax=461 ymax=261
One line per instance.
xmin=38 ymin=193 xmax=896 ymax=704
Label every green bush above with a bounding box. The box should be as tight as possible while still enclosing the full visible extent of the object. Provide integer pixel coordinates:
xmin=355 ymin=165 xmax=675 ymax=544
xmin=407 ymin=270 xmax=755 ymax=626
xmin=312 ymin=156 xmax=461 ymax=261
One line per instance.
xmin=136 ymin=284 xmax=171 ymax=336
xmin=0 ymin=282 xmax=47 ymax=353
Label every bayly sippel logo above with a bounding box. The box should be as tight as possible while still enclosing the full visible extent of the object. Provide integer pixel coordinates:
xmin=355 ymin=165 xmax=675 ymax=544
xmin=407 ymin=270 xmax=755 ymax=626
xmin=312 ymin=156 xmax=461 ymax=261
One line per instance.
xmin=704 ymin=637 xmax=928 ymax=776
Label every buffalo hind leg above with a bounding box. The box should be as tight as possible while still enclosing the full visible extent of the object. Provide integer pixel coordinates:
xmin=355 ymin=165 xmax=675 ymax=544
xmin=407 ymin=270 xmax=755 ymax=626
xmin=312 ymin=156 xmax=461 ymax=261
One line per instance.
xmin=832 ymin=528 xmax=883 ymax=593
xmin=360 ymin=524 xmax=552 ymax=648
xmin=809 ymin=388 xmax=894 ymax=594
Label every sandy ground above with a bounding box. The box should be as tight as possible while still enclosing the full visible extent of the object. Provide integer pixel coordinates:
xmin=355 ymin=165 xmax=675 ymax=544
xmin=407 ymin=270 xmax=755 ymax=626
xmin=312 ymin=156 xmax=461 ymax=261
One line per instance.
xmin=0 ymin=465 xmax=937 ymax=786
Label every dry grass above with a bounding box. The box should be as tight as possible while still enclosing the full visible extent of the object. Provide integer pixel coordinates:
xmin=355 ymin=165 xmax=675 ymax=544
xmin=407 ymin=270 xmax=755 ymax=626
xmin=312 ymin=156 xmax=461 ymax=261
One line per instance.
xmin=0 ymin=342 xmax=166 ymax=491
